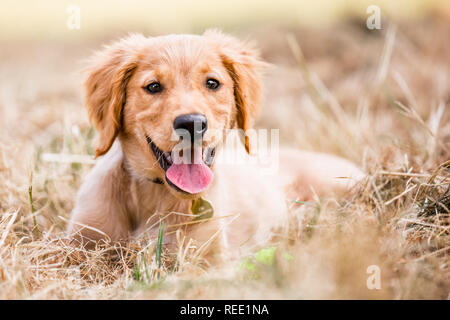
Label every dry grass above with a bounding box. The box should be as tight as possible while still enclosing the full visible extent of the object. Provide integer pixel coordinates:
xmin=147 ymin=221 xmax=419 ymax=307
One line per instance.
xmin=0 ymin=15 xmax=449 ymax=299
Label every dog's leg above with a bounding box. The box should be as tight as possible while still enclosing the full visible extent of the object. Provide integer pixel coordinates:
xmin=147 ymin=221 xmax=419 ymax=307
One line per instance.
xmin=67 ymin=148 xmax=133 ymax=247
xmin=186 ymin=165 xmax=289 ymax=264
xmin=278 ymin=149 xmax=365 ymax=201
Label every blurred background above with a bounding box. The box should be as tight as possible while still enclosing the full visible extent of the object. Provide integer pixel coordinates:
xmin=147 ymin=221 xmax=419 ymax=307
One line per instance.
xmin=1 ymin=0 xmax=448 ymax=158
xmin=1 ymin=0 xmax=449 ymax=40
xmin=0 ymin=0 xmax=449 ymax=299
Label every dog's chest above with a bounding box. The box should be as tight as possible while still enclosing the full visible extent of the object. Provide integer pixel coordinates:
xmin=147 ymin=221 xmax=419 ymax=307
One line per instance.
xmin=129 ymin=179 xmax=192 ymax=232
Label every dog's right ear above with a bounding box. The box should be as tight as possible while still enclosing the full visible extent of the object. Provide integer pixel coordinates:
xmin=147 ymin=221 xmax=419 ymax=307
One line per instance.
xmin=84 ymin=35 xmax=144 ymax=157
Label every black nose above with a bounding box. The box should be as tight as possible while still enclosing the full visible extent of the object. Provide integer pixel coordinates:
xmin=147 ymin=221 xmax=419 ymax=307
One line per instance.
xmin=173 ymin=113 xmax=207 ymax=143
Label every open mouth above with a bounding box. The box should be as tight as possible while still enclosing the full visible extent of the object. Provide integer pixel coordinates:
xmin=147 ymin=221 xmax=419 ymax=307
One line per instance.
xmin=146 ymin=135 xmax=216 ymax=194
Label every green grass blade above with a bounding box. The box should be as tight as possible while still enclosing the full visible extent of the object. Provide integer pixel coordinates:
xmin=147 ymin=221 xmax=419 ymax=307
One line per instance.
xmin=155 ymin=221 xmax=164 ymax=279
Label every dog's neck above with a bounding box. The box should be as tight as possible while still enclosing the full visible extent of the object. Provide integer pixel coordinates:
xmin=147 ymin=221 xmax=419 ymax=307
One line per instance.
xmin=120 ymin=151 xmax=193 ymax=229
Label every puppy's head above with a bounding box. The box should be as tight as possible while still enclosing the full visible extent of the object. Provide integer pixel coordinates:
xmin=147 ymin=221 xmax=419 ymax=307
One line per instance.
xmin=85 ymin=30 xmax=266 ymax=199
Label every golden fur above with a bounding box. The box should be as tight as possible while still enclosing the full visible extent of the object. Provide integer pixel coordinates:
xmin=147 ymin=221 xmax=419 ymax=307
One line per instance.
xmin=67 ymin=30 xmax=364 ymax=261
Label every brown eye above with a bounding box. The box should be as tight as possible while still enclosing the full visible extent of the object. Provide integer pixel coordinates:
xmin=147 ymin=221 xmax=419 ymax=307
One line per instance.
xmin=206 ymin=78 xmax=220 ymax=90
xmin=145 ymin=81 xmax=163 ymax=94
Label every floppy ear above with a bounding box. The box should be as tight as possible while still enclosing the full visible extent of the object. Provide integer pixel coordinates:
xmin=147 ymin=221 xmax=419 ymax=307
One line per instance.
xmin=84 ymin=35 xmax=143 ymax=157
xmin=204 ymin=30 xmax=268 ymax=153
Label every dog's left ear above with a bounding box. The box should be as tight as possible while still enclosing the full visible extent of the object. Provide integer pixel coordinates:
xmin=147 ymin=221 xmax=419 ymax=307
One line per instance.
xmin=205 ymin=30 xmax=269 ymax=153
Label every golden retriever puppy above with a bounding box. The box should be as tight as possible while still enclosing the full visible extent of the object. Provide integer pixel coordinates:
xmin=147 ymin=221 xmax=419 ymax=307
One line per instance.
xmin=67 ymin=30 xmax=363 ymax=261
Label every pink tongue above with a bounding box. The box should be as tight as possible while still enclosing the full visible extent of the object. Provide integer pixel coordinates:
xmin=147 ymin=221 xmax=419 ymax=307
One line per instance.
xmin=166 ymin=162 xmax=213 ymax=194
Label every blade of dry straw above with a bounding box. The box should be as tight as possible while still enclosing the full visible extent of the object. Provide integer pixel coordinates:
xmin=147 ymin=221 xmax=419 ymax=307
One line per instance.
xmin=0 ymin=209 xmax=19 ymax=249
